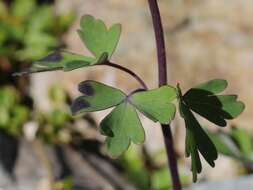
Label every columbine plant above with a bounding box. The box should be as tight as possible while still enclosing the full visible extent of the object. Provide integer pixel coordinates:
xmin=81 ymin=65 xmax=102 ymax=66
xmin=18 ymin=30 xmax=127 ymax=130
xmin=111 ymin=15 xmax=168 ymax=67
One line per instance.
xmin=15 ymin=2 xmax=245 ymax=189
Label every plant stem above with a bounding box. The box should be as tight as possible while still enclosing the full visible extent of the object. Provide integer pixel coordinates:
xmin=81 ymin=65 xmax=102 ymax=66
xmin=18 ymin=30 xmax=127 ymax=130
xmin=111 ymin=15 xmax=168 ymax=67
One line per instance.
xmin=147 ymin=0 xmax=182 ymax=190
xmin=102 ymin=61 xmax=148 ymax=90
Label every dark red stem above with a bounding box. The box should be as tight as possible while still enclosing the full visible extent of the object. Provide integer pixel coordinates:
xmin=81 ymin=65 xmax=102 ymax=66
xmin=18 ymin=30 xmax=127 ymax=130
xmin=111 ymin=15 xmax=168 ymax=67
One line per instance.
xmin=102 ymin=61 xmax=148 ymax=90
xmin=147 ymin=0 xmax=182 ymax=189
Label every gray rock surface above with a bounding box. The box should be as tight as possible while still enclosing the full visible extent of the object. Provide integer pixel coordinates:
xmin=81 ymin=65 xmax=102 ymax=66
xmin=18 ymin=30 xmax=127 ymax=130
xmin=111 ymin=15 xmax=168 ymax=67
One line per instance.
xmin=186 ymin=175 xmax=253 ymax=190
xmin=0 ymin=140 xmax=136 ymax=190
xmin=0 ymin=141 xmax=43 ymax=190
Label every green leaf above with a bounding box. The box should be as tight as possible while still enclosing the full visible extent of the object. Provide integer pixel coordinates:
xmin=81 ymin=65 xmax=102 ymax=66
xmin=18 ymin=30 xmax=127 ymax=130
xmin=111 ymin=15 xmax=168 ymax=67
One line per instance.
xmin=24 ymin=31 xmax=57 ymax=47
xmin=191 ymin=79 xmax=228 ymax=94
xmin=8 ymin=105 xmax=29 ymax=136
xmin=71 ymin=80 xmax=126 ymax=115
xmin=179 ymin=96 xmax=218 ymax=182
xmin=208 ymin=128 xmax=253 ymax=161
xmin=49 ymin=86 xmax=67 ymax=104
xmin=177 ymin=79 xmax=245 ymax=182
xmin=151 ymin=168 xmax=172 ymax=190
xmin=14 ymin=15 xmax=119 ymax=75
xmin=0 ymin=107 xmax=9 ymax=127
xmin=207 ymin=131 xmax=241 ymax=159
xmin=0 ymin=87 xmax=18 ymax=108
xmin=48 ymin=109 xmax=70 ymax=127
xmin=13 ymin=51 xmax=108 ymax=76
xmin=58 ymin=12 xmax=76 ymax=32
xmin=27 ymin=5 xmax=54 ymax=32
xmin=122 ymin=145 xmax=150 ymax=189
xmin=56 ymin=177 xmax=73 ymax=190
xmin=185 ymin=127 xmax=202 ymax=183
xmin=230 ymin=127 xmax=253 ymax=160
xmin=183 ymin=79 xmax=245 ymax=127
xmin=11 ymin=0 xmax=36 ymax=19
xmin=78 ymin=15 xmax=121 ymax=58
xmin=99 ymin=102 xmax=145 ymax=157
xmin=130 ymin=86 xmax=177 ymax=124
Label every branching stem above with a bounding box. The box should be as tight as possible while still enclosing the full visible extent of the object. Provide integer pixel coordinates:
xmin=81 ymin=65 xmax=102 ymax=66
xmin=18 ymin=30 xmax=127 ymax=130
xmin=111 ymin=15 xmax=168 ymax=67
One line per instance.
xmin=147 ymin=0 xmax=182 ymax=189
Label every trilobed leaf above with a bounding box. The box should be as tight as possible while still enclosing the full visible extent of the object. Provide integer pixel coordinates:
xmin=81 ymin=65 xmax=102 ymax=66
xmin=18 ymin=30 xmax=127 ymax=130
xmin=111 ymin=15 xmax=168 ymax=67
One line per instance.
xmin=71 ymin=80 xmax=126 ymax=115
xmin=130 ymin=86 xmax=177 ymax=124
xmin=183 ymin=79 xmax=245 ymax=127
xmin=78 ymin=15 xmax=121 ymax=58
xmin=179 ymin=101 xmax=218 ymax=182
xmin=99 ymin=102 xmax=145 ymax=157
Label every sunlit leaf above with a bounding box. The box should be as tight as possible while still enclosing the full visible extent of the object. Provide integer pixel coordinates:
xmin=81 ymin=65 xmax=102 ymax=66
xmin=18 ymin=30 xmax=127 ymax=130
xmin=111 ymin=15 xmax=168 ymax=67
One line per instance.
xmin=71 ymin=80 xmax=126 ymax=115
xmin=131 ymin=86 xmax=177 ymax=124
xmin=78 ymin=15 xmax=121 ymax=58
xmin=100 ymin=102 xmax=145 ymax=157
xmin=190 ymin=79 xmax=228 ymax=94
xmin=71 ymin=83 xmax=178 ymax=157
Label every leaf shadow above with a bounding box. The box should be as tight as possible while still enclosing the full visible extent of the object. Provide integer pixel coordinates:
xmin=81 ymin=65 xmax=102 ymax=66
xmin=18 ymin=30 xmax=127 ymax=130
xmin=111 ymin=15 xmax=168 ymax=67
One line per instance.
xmin=184 ymin=89 xmax=235 ymax=126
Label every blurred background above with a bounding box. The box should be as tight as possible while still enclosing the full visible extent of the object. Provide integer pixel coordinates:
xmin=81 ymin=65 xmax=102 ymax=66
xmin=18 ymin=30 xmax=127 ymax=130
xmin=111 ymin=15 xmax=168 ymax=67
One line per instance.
xmin=0 ymin=0 xmax=253 ymax=189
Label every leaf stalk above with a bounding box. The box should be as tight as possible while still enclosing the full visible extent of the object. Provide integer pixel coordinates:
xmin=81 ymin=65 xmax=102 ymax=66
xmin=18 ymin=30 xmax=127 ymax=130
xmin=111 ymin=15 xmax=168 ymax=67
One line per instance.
xmin=103 ymin=61 xmax=148 ymax=90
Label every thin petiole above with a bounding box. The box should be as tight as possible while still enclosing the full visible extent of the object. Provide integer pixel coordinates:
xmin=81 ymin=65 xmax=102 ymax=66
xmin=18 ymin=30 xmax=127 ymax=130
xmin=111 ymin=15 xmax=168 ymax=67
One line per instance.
xmin=101 ymin=61 xmax=148 ymax=90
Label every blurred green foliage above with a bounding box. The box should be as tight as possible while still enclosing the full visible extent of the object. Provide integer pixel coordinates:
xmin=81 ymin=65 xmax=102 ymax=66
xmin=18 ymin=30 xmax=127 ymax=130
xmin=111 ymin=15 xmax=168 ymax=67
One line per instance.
xmin=0 ymin=0 xmax=75 ymax=61
xmin=54 ymin=177 xmax=73 ymax=190
xmin=121 ymin=145 xmax=191 ymax=190
xmin=208 ymin=127 xmax=253 ymax=167
xmin=0 ymin=83 xmax=73 ymax=143
xmin=121 ymin=145 xmax=150 ymax=189
xmin=38 ymin=85 xmax=73 ymax=144
xmin=0 ymin=86 xmax=28 ymax=136
xmin=0 ymin=0 xmax=75 ymax=139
